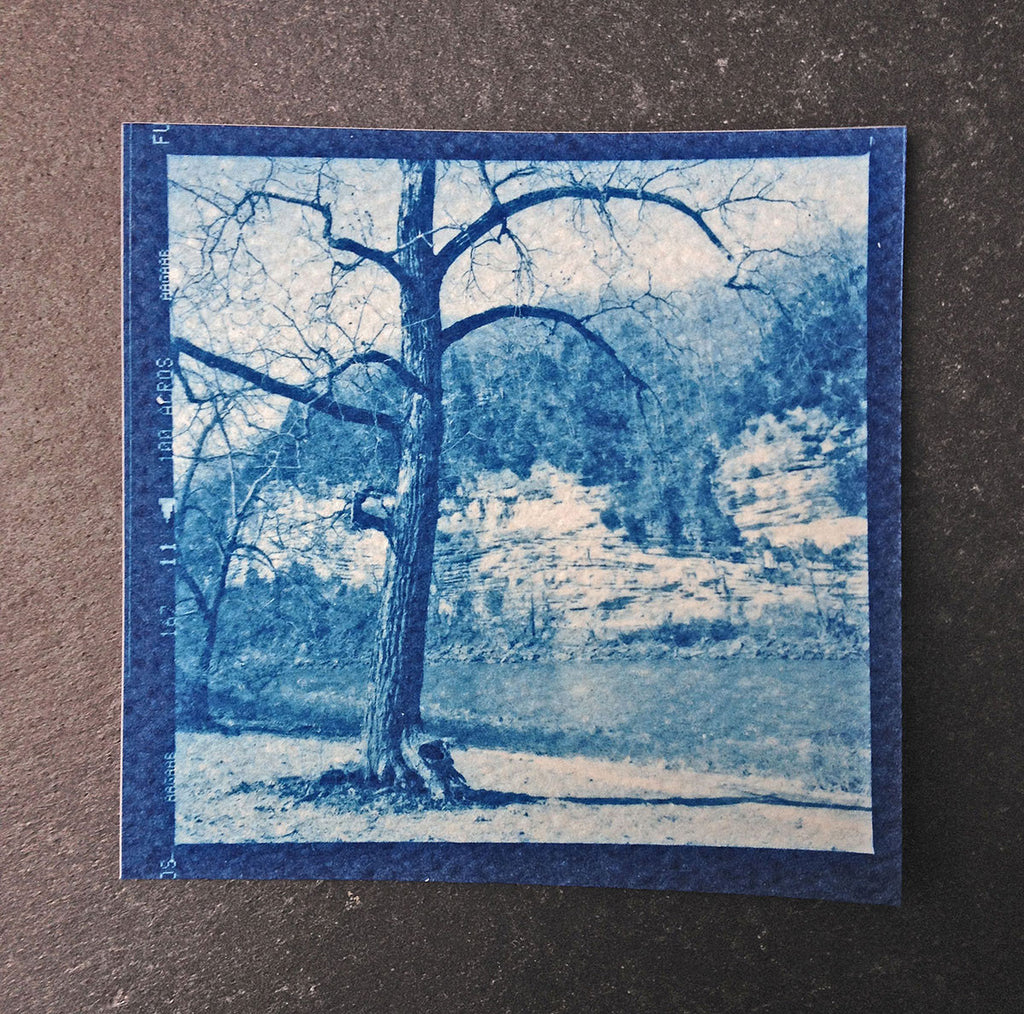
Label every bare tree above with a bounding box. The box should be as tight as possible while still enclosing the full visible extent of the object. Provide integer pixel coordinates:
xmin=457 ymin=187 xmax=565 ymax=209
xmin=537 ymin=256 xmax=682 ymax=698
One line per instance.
xmin=168 ymin=156 xmax=783 ymax=796
xmin=172 ymin=370 xmax=309 ymax=726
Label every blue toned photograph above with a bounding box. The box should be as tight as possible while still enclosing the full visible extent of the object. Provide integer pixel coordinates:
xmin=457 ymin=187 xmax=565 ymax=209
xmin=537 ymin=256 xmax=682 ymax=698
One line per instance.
xmin=122 ymin=126 xmax=903 ymax=900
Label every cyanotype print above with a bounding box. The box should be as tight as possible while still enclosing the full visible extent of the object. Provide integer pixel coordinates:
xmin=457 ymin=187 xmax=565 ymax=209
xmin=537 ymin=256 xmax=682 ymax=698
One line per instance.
xmin=122 ymin=126 xmax=903 ymax=900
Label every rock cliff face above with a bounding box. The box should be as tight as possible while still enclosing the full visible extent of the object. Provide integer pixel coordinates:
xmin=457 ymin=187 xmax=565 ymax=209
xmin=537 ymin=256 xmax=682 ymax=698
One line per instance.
xmin=715 ymin=407 xmax=867 ymax=552
xmin=429 ymin=450 xmax=867 ymax=660
xmin=242 ymin=406 xmax=869 ymax=660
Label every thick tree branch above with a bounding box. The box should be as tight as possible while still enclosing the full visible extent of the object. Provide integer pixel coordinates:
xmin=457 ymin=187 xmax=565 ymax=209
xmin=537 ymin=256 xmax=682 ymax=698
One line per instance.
xmin=436 ymin=183 xmax=731 ymax=276
xmin=330 ymin=350 xmax=430 ymax=398
xmin=239 ymin=189 xmax=407 ymax=283
xmin=441 ymin=304 xmax=652 ymax=398
xmin=172 ymin=336 xmax=401 ymax=437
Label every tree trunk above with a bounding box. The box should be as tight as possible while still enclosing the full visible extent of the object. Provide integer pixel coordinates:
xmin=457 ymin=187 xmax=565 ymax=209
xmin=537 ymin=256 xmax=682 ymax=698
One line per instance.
xmin=361 ymin=160 xmax=464 ymax=797
xmin=191 ymin=629 xmax=215 ymax=728
xmin=193 ymin=566 xmax=230 ymax=731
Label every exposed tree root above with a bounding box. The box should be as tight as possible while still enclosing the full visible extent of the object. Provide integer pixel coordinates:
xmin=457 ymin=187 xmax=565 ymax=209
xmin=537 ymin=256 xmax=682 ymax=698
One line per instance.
xmin=364 ymin=734 xmax=469 ymax=801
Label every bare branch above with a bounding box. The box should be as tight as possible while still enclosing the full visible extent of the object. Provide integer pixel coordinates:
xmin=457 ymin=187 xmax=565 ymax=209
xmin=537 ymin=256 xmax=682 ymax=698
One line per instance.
xmin=238 ymin=189 xmax=407 ymax=284
xmin=441 ymin=304 xmax=652 ymax=400
xmin=724 ymin=247 xmax=804 ymax=299
xmin=233 ymin=542 xmax=279 ymax=574
xmin=436 ymin=183 xmax=731 ymax=277
xmin=177 ymin=412 xmax=220 ymax=506
xmin=172 ymin=336 xmax=401 ymax=438
xmin=177 ymin=559 xmax=213 ymax=624
xmin=329 ymin=350 xmax=429 ymax=398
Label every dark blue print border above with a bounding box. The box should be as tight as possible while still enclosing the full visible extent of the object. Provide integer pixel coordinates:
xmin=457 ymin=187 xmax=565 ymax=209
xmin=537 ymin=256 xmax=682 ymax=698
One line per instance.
xmin=865 ymin=128 xmax=905 ymax=900
xmin=122 ymin=124 xmax=176 ymax=879
xmin=133 ymin=123 xmax=882 ymax=161
xmin=121 ymin=124 xmax=904 ymax=903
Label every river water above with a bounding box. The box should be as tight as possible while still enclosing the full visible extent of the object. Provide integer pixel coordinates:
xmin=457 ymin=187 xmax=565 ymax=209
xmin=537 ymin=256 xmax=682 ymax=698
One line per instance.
xmin=272 ymin=654 xmax=871 ymax=794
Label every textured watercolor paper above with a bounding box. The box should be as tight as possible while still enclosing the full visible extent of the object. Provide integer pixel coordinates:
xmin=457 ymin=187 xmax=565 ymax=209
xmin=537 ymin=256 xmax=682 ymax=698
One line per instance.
xmin=122 ymin=125 xmax=903 ymax=901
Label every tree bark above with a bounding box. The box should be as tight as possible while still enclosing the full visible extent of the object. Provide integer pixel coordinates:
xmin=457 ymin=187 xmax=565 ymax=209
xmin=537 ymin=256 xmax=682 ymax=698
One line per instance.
xmin=361 ymin=160 xmax=461 ymax=795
